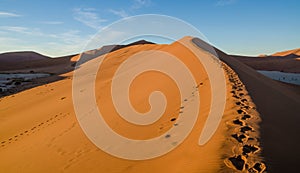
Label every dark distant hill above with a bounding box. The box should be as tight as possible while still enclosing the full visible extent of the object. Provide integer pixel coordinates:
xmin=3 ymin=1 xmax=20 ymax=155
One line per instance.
xmin=0 ymin=40 xmax=155 ymax=73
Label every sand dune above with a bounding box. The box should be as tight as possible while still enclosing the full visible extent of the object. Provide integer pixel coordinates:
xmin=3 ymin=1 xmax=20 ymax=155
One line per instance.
xmin=211 ymin=42 xmax=300 ymax=172
xmin=272 ymin=48 xmax=300 ymax=56
xmin=0 ymin=41 xmax=154 ymax=98
xmin=0 ymin=51 xmax=76 ymax=74
xmin=0 ymin=37 xmax=299 ymax=172
xmin=231 ymin=53 xmax=300 ymax=73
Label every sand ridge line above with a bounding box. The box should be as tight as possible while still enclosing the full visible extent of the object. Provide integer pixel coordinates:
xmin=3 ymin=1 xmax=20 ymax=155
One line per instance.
xmin=222 ymin=63 xmax=266 ymax=173
xmin=0 ymin=112 xmax=70 ymax=148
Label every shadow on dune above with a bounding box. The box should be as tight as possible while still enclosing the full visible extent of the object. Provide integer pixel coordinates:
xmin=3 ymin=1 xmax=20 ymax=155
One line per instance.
xmin=192 ymin=37 xmax=300 ymax=172
xmin=230 ymin=53 xmax=300 ymax=73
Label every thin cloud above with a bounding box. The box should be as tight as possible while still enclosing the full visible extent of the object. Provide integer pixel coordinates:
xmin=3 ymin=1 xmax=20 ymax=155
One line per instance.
xmin=40 ymin=21 xmax=64 ymax=25
xmin=0 ymin=26 xmax=47 ymax=37
xmin=109 ymin=0 xmax=151 ymax=19
xmin=0 ymin=11 xmax=21 ymax=17
xmin=109 ymin=9 xmax=129 ymax=18
xmin=131 ymin=0 xmax=151 ymax=9
xmin=0 ymin=26 xmax=29 ymax=33
xmin=216 ymin=0 xmax=237 ymax=6
xmin=73 ymin=8 xmax=106 ymax=30
xmin=0 ymin=28 xmax=92 ymax=56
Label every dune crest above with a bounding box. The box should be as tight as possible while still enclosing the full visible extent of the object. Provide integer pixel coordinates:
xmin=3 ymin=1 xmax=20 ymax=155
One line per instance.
xmin=272 ymin=48 xmax=300 ymax=56
xmin=1 ymin=36 xmax=299 ymax=172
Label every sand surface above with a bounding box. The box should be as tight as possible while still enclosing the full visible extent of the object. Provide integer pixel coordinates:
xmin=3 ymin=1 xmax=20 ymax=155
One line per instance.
xmin=215 ymin=46 xmax=300 ymax=172
xmin=272 ymin=48 xmax=300 ymax=56
xmin=1 ymin=37 xmax=298 ymax=172
xmin=231 ymin=52 xmax=300 ymax=73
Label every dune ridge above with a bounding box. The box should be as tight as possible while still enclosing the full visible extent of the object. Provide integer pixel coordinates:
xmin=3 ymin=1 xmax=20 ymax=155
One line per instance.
xmin=0 ymin=37 xmax=299 ymax=172
xmin=214 ymin=45 xmax=300 ymax=172
xmin=272 ymin=48 xmax=300 ymax=56
xmin=222 ymin=63 xmax=265 ymax=172
xmin=0 ymin=37 xmax=241 ymax=172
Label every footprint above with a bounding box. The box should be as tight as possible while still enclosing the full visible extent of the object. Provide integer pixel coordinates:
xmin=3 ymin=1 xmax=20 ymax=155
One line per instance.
xmin=248 ymin=162 xmax=266 ymax=173
xmin=240 ymin=126 xmax=253 ymax=133
xmin=233 ymin=119 xmax=244 ymax=126
xmin=242 ymin=145 xmax=259 ymax=155
xmin=231 ymin=134 xmax=247 ymax=143
xmin=241 ymin=99 xmax=247 ymax=103
xmin=235 ymin=101 xmax=241 ymax=105
xmin=233 ymin=95 xmax=240 ymax=99
xmin=170 ymin=118 xmax=176 ymax=122
xmin=242 ymin=105 xmax=250 ymax=110
xmin=237 ymin=109 xmax=245 ymax=114
xmin=241 ymin=114 xmax=251 ymax=120
xmin=227 ymin=155 xmax=246 ymax=171
xmin=195 ymin=82 xmax=203 ymax=88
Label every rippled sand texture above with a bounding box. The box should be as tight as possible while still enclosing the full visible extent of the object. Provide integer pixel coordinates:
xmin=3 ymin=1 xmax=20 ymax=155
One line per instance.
xmin=2 ymin=37 xmax=298 ymax=172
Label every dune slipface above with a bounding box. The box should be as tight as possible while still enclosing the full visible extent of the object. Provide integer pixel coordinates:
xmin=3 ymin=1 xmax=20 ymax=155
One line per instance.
xmin=0 ymin=37 xmax=282 ymax=172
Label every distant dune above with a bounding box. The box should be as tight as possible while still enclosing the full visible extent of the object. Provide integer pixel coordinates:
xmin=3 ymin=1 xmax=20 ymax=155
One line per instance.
xmin=0 ymin=40 xmax=154 ymax=97
xmin=0 ymin=40 xmax=154 ymax=74
xmin=0 ymin=51 xmax=76 ymax=74
xmin=272 ymin=48 xmax=300 ymax=56
xmin=230 ymin=52 xmax=300 ymax=73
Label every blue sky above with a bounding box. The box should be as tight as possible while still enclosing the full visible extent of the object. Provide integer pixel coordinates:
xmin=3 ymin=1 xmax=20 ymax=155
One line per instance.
xmin=0 ymin=0 xmax=299 ymax=57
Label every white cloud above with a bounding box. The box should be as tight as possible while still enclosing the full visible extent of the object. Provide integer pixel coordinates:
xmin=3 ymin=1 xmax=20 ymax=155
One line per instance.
xmin=131 ymin=0 xmax=151 ymax=9
xmin=0 ymin=25 xmax=93 ymax=56
xmin=0 ymin=11 xmax=21 ymax=17
xmin=73 ymin=8 xmax=106 ymax=30
xmin=108 ymin=0 xmax=151 ymax=19
xmin=0 ymin=26 xmax=44 ymax=36
xmin=216 ymin=0 xmax=237 ymax=6
xmin=37 ymin=29 xmax=92 ymax=55
xmin=90 ymin=30 xmax=126 ymax=46
xmin=40 ymin=21 xmax=64 ymax=25
xmin=109 ymin=9 xmax=129 ymax=18
xmin=0 ymin=26 xmax=27 ymax=33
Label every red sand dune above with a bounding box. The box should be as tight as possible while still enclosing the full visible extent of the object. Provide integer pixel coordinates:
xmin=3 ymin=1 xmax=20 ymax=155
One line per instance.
xmin=212 ymin=44 xmax=300 ymax=172
xmin=272 ymin=48 xmax=300 ymax=56
xmin=230 ymin=53 xmax=300 ymax=73
xmin=0 ymin=37 xmax=299 ymax=172
xmin=0 ymin=51 xmax=76 ymax=74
